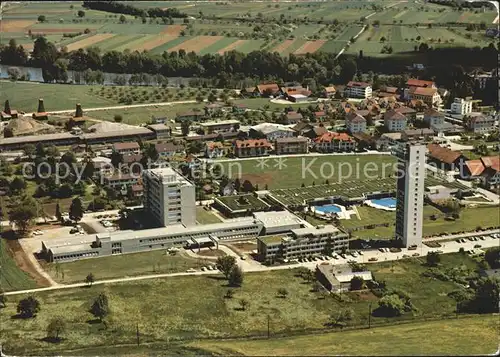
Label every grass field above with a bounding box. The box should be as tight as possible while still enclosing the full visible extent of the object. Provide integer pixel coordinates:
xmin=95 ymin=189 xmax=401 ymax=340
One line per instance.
xmin=0 ymin=253 xmax=491 ymax=355
xmin=195 ymin=206 xmax=222 ymax=224
xmin=217 ymin=155 xmax=397 ymax=189
xmin=192 ymin=315 xmax=499 ymax=356
xmin=343 ymin=204 xmax=500 ymax=239
xmin=0 ymin=238 xmax=38 ymax=292
xmin=45 ymin=249 xmax=212 ymax=284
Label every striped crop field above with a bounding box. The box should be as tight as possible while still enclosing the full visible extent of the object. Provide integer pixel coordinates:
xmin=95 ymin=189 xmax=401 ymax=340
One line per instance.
xmin=114 ymin=34 xmax=157 ymax=51
xmin=336 ymin=25 xmax=365 ymax=42
xmin=198 ymin=37 xmax=238 ymax=55
xmin=167 ymin=35 xmax=224 ymax=53
xmin=161 ymin=24 xmax=184 ymax=35
xmin=316 ymin=40 xmax=345 ymax=54
xmin=217 ymin=39 xmax=248 ymax=54
xmin=149 ymin=37 xmax=190 ymax=54
xmin=271 ymin=39 xmax=295 ymax=53
xmin=65 ymin=33 xmax=115 ymax=51
xmin=293 ymin=40 xmax=327 ymax=54
xmin=134 ymin=35 xmax=178 ymax=51
xmin=233 ymin=39 xmax=265 ymax=53
xmin=0 ymin=19 xmax=36 ymax=33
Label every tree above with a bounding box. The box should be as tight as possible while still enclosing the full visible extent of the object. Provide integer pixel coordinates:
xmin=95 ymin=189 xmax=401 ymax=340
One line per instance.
xmin=426 ymin=251 xmax=440 ymax=267
xmin=77 ymin=10 xmax=86 ymax=17
xmin=38 ymin=15 xmax=46 ymax=22
xmin=46 ymin=317 xmax=66 ymax=342
xmin=239 ymin=298 xmax=249 ymax=311
xmin=224 ymin=289 xmax=234 ymax=299
xmin=23 ymin=144 xmax=36 ymax=158
xmin=216 ymin=256 xmax=237 ymax=279
xmin=119 ymin=15 xmax=126 ymax=23
xmin=4 ymin=128 xmax=14 ymax=138
xmin=69 ymin=197 xmax=84 ymax=223
xmin=350 ymin=276 xmax=364 ymax=290
xmin=89 ymin=293 xmax=109 ymax=322
xmin=55 ymin=202 xmax=62 ymax=223
xmin=485 ymin=247 xmax=500 ymax=269
xmin=85 ymin=273 xmax=95 ymax=287
xmin=0 ymin=290 xmax=7 ymax=308
xmin=376 ymin=294 xmax=405 ymax=317
xmin=228 ymin=265 xmax=243 ymax=287
xmin=472 ymin=277 xmax=499 ymax=314
xmin=181 ymin=121 xmax=190 ymax=136
xmin=277 ymin=288 xmax=289 ymax=298
xmin=114 ymin=114 xmax=123 ymax=122
xmin=9 ymin=177 xmax=27 ymax=194
xmin=242 ymin=180 xmax=254 ymax=193
xmin=17 ymin=296 xmax=41 ymax=318
xmin=9 ymin=200 xmax=37 ymax=235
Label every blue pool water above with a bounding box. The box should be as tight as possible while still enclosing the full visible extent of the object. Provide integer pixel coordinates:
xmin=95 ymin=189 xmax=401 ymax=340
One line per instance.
xmin=371 ymin=198 xmax=397 ymax=208
xmin=314 ymin=204 xmax=342 ymax=213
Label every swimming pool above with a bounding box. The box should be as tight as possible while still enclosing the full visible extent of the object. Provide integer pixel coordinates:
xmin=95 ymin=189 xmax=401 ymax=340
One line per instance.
xmin=370 ymin=198 xmax=397 ymax=209
xmin=314 ymin=204 xmax=342 ymax=213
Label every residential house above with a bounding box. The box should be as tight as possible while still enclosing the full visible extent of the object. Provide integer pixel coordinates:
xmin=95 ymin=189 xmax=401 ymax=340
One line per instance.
xmin=313 ymin=132 xmax=356 ymax=152
xmin=394 ymin=106 xmax=417 ymax=121
xmin=155 ymin=142 xmax=183 ymax=159
xmin=303 ymin=125 xmax=328 ymax=140
xmin=250 ymin=123 xmax=295 ymax=141
xmin=292 ymin=122 xmax=314 ymax=136
xmin=275 ymin=137 xmax=308 ymax=155
xmin=175 ymin=111 xmax=204 ymax=122
xmin=426 ymin=143 xmax=467 ymax=172
xmin=147 ymin=123 xmax=171 ymax=139
xmin=352 ymin=132 xmax=377 ymax=150
xmin=384 ymin=110 xmax=408 ymax=132
xmin=423 ymin=108 xmax=445 ymax=129
xmin=200 ymin=119 xmax=240 ymax=135
xmin=345 ymin=81 xmax=372 ymax=99
xmin=112 ymin=142 xmax=140 ymax=156
xmin=376 ymin=132 xmax=402 ymax=151
xmin=103 ymin=174 xmax=140 ymax=191
xmin=467 ymin=115 xmax=495 ymax=134
xmin=322 ymin=86 xmax=336 ymax=98
xmin=464 ymin=156 xmax=500 ymax=189
xmin=313 ymin=111 xmax=327 ymax=121
xmin=92 ymin=156 xmax=113 ymax=178
xmin=130 ymin=184 xmax=144 ymax=199
xmin=345 ymin=112 xmax=367 ymax=134
xmin=282 ymin=86 xmax=311 ymax=100
xmin=407 ymin=87 xmax=442 ymax=108
xmin=451 ymin=97 xmax=473 ymax=115
xmin=406 ymin=79 xmax=436 ymax=90
xmin=377 ymin=86 xmax=399 ymax=99
xmin=256 ymin=83 xmax=280 ymax=97
xmin=282 ymin=111 xmax=304 ymax=124
xmin=234 ymin=139 xmax=272 ymax=157
xmin=205 ymin=141 xmax=225 ymax=158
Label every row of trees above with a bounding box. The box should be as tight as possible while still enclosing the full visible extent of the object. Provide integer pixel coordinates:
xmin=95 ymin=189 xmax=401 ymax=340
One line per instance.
xmin=82 ymin=1 xmax=186 ymax=19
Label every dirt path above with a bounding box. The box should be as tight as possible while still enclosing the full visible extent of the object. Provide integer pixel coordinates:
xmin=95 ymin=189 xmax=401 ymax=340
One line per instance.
xmin=5 ymin=239 xmax=55 ymax=288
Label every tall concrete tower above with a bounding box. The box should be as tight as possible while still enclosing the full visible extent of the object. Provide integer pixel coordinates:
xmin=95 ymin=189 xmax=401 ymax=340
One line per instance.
xmin=394 ymin=143 xmax=426 ymax=247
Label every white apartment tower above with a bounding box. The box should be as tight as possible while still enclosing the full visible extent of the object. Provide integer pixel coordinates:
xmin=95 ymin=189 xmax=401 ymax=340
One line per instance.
xmin=394 ymin=143 xmax=426 ymax=247
xmin=450 ymin=97 xmax=473 ymax=115
xmin=143 ymin=167 xmax=196 ymax=227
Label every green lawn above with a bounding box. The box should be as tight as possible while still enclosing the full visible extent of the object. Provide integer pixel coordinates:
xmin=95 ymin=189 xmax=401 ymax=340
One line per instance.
xmin=46 ymin=250 xmax=212 ymax=284
xmin=0 ymin=238 xmax=38 ymax=292
xmin=192 ymin=315 xmax=499 ymax=356
xmin=0 ymin=253 xmax=489 ymax=355
xmin=218 ymin=155 xmax=397 ymax=190
xmin=195 ymin=206 xmax=222 ymax=224
xmin=343 ymin=204 xmax=500 ymax=239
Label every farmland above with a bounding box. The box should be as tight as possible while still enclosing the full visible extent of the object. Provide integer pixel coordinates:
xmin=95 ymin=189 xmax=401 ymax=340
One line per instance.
xmin=1 ymin=0 xmax=496 ymax=56
xmin=1 ymin=253 xmax=495 ymax=355
xmin=0 ymin=238 xmax=38 ymax=292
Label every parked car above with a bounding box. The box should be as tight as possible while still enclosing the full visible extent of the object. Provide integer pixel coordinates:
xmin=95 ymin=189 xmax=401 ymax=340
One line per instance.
xmin=412 ymin=253 xmax=420 ymax=257
xmin=378 ymin=248 xmax=385 ymax=253
xmin=368 ymin=257 xmax=378 ymax=262
xmin=357 ymin=250 xmax=363 ymax=255
xmin=474 ymin=244 xmax=482 ymax=248
xmin=186 ymin=268 xmax=196 ymax=273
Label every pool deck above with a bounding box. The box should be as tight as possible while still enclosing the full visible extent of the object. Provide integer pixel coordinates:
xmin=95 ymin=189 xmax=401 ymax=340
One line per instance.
xmin=365 ymin=199 xmax=396 ymax=212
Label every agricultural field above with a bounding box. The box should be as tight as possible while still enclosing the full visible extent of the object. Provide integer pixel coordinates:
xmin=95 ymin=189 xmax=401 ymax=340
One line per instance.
xmin=1 ymin=253 xmax=493 ymax=355
xmin=193 ymin=315 xmax=499 ymax=356
xmin=1 ymin=0 xmax=496 ymax=56
xmin=0 ymin=238 xmax=38 ymax=292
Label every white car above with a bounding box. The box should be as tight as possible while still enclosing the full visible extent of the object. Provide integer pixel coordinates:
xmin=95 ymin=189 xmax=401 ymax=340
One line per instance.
xmin=186 ymin=268 xmax=196 ymax=273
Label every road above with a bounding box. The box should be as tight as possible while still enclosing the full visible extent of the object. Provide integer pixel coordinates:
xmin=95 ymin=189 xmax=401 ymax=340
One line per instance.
xmin=5 ymin=231 xmax=499 ymax=296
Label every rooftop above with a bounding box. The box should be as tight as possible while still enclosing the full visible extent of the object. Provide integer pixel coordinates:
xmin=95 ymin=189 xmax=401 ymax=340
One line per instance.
xmin=258 ymin=235 xmax=285 ymax=245
xmin=143 ymin=167 xmax=193 ymax=186
xmin=427 ymin=143 xmax=462 ymax=164
xmin=276 ymin=137 xmax=308 ymax=144
xmin=251 ymin=122 xmax=294 ymax=135
xmin=291 ymin=225 xmax=340 ymax=237
xmin=201 ymin=119 xmax=240 ymax=127
xmin=347 ymin=81 xmax=371 ymax=88
xmin=253 ymin=210 xmax=305 ymax=229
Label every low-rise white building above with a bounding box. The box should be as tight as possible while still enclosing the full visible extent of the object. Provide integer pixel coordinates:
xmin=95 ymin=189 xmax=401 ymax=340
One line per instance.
xmin=345 ymin=81 xmax=372 ymax=99
xmin=451 ymin=97 xmax=473 ymax=115
xmin=384 ymin=110 xmax=408 ymax=132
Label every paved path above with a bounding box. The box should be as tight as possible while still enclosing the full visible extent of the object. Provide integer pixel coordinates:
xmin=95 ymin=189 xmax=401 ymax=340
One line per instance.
xmin=5 ymin=231 xmax=499 ymax=296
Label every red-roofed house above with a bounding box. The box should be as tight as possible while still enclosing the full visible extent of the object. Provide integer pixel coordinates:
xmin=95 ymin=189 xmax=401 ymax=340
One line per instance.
xmin=322 ymin=86 xmax=337 ymax=98
xmin=406 ymin=87 xmax=441 ymax=107
xmin=345 ymin=81 xmax=372 ymax=99
xmin=234 ymin=139 xmax=272 ymax=157
xmin=256 ymin=83 xmax=280 ymax=97
xmin=205 ymin=141 xmax=225 ymax=158
xmin=112 ymin=142 xmax=140 ymax=156
xmin=426 ymin=143 xmax=466 ymax=171
xmin=313 ymin=132 xmax=356 ymax=152
xmin=464 ymin=156 xmax=500 ymax=189
xmin=406 ymin=79 xmax=436 ymax=89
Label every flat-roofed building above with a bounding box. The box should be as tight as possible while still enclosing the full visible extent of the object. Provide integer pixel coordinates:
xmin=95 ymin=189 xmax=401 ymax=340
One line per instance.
xmin=451 ymin=97 xmax=473 ymax=115
xmin=200 ymin=119 xmax=240 ymax=135
xmin=147 ymin=123 xmax=171 ymax=139
xmin=345 ymin=81 xmax=372 ymax=99
xmin=143 ymin=167 xmax=196 ymax=227
xmin=316 ymin=263 xmax=373 ymax=292
xmin=257 ymin=225 xmax=349 ymax=263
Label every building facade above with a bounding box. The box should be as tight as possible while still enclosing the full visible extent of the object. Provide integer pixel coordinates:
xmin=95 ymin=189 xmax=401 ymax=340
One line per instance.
xmin=257 ymin=226 xmax=349 ymax=263
xmin=384 ymin=110 xmax=408 ymax=132
xmin=143 ymin=167 xmax=196 ymax=227
xmin=275 ymin=137 xmax=308 ymax=155
xmin=468 ymin=115 xmax=495 ymax=134
xmin=451 ymin=98 xmax=473 ymax=115
xmin=313 ymin=132 xmax=356 ymax=152
xmin=345 ymin=81 xmax=372 ymax=98
xmin=234 ymin=139 xmax=272 ymax=157
xmin=394 ymin=143 xmax=426 ymax=247
xmin=345 ymin=113 xmax=367 ymax=133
